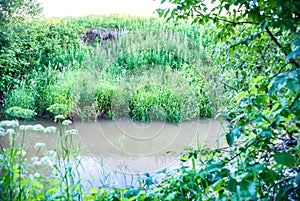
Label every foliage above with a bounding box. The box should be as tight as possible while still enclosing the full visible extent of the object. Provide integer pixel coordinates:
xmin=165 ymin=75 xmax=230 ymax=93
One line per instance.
xmin=179 ymin=64 xmax=212 ymax=118
xmin=129 ymin=85 xmax=181 ymax=122
xmin=40 ymin=71 xmax=79 ymax=117
xmin=0 ymin=0 xmax=42 ymax=25
xmin=112 ymin=48 xmax=186 ymax=74
xmin=95 ymin=83 xmax=116 ymax=119
xmin=4 ymin=86 xmax=36 ymax=111
xmin=155 ymin=0 xmax=300 ymax=199
xmin=0 ymin=18 xmax=90 ymax=103
xmin=1 ymin=15 xmax=218 ymax=121
xmin=5 ymin=106 xmax=36 ymax=120
xmin=0 ymin=0 xmax=41 ymax=102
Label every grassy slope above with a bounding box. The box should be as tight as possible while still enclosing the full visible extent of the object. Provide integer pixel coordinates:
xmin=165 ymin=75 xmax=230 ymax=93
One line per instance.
xmin=2 ymin=15 xmax=224 ymax=122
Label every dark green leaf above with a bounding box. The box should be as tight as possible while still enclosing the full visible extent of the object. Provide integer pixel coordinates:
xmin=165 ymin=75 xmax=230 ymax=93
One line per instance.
xmin=293 ymin=40 xmax=300 ymax=47
xmin=261 ymin=21 xmax=268 ymax=31
xmin=286 ymin=47 xmax=300 ymax=62
xmin=274 ymin=152 xmax=297 ymax=168
xmin=286 ymin=78 xmax=299 ymax=93
xmin=228 ymin=178 xmax=238 ymax=192
xmin=226 ymin=132 xmax=234 ymax=147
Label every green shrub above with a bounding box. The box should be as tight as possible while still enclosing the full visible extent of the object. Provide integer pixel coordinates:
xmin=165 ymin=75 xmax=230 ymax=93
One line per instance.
xmin=40 ymin=71 xmax=78 ymax=117
xmin=0 ymin=15 xmax=218 ymax=120
xmin=179 ymin=64 xmax=212 ymax=118
xmin=0 ymin=19 xmax=90 ymax=99
xmin=129 ymin=85 xmax=181 ymax=122
xmin=4 ymin=87 xmax=36 ymax=111
xmin=95 ymin=83 xmax=116 ymax=118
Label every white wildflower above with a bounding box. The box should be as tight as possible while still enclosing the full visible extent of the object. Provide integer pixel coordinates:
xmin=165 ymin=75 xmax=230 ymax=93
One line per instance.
xmin=34 ymin=173 xmax=41 ymax=178
xmin=32 ymin=124 xmax=45 ymax=132
xmin=17 ymin=149 xmax=27 ymax=157
xmin=19 ymin=125 xmax=34 ymax=131
xmin=6 ymin=128 xmax=16 ymax=135
xmin=31 ymin=156 xmax=39 ymax=162
xmin=55 ymin=115 xmax=65 ymax=122
xmin=33 ymin=160 xmax=42 ymax=166
xmin=65 ymin=129 xmax=78 ymax=136
xmin=62 ymin=119 xmax=72 ymax=126
xmin=0 ymin=120 xmax=19 ymax=128
xmin=0 ymin=127 xmax=6 ymax=136
xmin=44 ymin=126 xmax=57 ymax=133
xmin=34 ymin=142 xmax=46 ymax=150
xmin=41 ymin=156 xmax=53 ymax=167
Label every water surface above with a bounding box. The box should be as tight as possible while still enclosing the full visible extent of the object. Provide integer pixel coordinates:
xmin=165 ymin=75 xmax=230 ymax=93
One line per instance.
xmin=3 ymin=119 xmax=227 ymax=187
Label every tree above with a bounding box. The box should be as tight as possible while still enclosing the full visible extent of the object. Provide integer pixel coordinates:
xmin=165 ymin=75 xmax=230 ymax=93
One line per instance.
xmin=154 ymin=0 xmax=300 ymax=199
xmin=0 ymin=0 xmax=42 ymax=105
xmin=0 ymin=0 xmax=42 ymax=25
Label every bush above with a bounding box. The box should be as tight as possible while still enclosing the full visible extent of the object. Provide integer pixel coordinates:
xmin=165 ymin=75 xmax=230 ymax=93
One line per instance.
xmin=179 ymin=64 xmax=212 ymax=118
xmin=0 ymin=19 xmax=90 ymax=99
xmin=40 ymin=71 xmax=78 ymax=117
xmin=4 ymin=87 xmax=36 ymax=112
xmin=95 ymin=83 xmax=116 ymax=119
xmin=129 ymin=85 xmax=181 ymax=122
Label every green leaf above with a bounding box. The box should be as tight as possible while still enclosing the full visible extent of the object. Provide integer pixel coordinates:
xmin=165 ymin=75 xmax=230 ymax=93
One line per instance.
xmin=293 ymin=40 xmax=300 ymax=47
xmin=228 ymin=178 xmax=238 ymax=192
xmin=286 ymin=78 xmax=299 ymax=93
xmin=260 ymin=130 xmax=272 ymax=137
xmin=260 ymin=168 xmax=276 ymax=186
xmin=260 ymin=21 xmax=268 ymax=31
xmin=206 ymin=162 xmax=224 ymax=173
xmin=165 ymin=192 xmax=177 ymax=200
xmin=226 ymin=132 xmax=234 ymax=147
xmin=269 ymin=74 xmax=287 ymax=94
xmin=236 ymin=91 xmax=249 ymax=102
xmin=286 ymin=47 xmax=300 ymax=62
xmin=274 ymin=151 xmax=297 ymax=168
xmin=232 ymin=127 xmax=241 ymax=138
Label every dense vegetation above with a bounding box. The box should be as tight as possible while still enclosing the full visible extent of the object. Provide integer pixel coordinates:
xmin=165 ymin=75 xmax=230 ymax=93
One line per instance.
xmin=0 ymin=0 xmax=299 ymax=200
xmin=0 ymin=14 xmax=218 ymax=122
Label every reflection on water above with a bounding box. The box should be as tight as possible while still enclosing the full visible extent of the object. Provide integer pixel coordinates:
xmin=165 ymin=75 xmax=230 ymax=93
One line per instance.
xmin=73 ymin=119 xmax=225 ymax=173
xmin=5 ymin=119 xmax=226 ymax=188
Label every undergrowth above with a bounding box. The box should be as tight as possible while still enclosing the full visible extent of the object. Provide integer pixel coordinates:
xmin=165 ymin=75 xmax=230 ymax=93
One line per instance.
xmin=1 ymin=15 xmax=221 ymax=122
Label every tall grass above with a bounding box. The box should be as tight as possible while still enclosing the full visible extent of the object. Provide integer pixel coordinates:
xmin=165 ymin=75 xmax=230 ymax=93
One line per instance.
xmin=2 ymin=15 xmax=223 ymax=122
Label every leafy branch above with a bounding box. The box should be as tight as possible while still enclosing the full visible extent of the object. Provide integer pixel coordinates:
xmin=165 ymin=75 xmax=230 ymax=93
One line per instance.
xmin=265 ymin=26 xmax=300 ymax=68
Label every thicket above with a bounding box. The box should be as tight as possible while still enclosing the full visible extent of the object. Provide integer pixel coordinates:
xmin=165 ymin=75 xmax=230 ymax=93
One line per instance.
xmin=0 ymin=15 xmax=219 ymax=122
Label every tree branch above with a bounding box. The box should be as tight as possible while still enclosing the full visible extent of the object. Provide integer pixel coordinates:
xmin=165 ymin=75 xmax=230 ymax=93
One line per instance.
xmin=266 ymin=26 xmax=300 ymax=68
xmin=265 ymin=26 xmax=285 ymax=54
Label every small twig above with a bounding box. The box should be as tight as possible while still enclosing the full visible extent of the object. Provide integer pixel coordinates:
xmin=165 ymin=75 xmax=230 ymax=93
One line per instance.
xmin=222 ymin=81 xmax=239 ymax=92
xmin=275 ymin=176 xmax=295 ymax=186
xmin=228 ymin=140 xmax=257 ymax=162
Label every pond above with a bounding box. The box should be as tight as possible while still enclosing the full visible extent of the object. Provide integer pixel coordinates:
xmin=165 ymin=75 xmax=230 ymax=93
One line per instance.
xmin=2 ymin=119 xmax=227 ymax=188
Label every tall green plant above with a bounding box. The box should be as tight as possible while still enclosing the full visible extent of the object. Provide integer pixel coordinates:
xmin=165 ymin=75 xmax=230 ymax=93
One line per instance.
xmin=129 ymin=85 xmax=181 ymax=122
xmin=156 ymin=0 xmax=300 ymax=199
xmin=0 ymin=116 xmax=84 ymax=200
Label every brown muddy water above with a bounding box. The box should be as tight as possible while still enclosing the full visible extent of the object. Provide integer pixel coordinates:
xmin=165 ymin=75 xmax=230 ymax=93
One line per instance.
xmin=1 ymin=119 xmax=227 ymax=188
